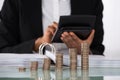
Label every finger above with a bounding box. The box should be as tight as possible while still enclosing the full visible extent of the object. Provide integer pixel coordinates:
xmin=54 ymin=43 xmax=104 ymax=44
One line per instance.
xmin=61 ymin=32 xmax=81 ymax=53
xmin=45 ymin=30 xmax=52 ymax=36
xmin=69 ymin=32 xmax=82 ymax=43
xmin=44 ymin=25 xmax=54 ymax=38
xmin=61 ymin=37 xmax=71 ymax=48
xmin=47 ymin=25 xmax=56 ymax=35
xmin=52 ymin=22 xmax=58 ymax=29
xmin=87 ymin=29 xmax=95 ymax=41
xmin=61 ymin=32 xmax=69 ymax=37
xmin=69 ymin=32 xmax=82 ymax=48
xmin=61 ymin=32 xmax=75 ymax=48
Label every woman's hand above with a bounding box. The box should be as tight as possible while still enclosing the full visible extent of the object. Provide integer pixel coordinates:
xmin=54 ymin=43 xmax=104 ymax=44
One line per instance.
xmin=42 ymin=22 xmax=58 ymax=43
xmin=34 ymin=22 xmax=58 ymax=51
xmin=61 ymin=29 xmax=95 ymax=54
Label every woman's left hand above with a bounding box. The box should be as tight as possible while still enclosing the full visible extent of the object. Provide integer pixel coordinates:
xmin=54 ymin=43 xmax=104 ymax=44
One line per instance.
xmin=61 ymin=29 xmax=95 ymax=54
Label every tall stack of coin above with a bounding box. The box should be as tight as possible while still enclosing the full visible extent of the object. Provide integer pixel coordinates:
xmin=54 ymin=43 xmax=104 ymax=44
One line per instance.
xmin=69 ymin=48 xmax=77 ymax=70
xmin=43 ymin=58 xmax=51 ymax=70
xmin=30 ymin=61 xmax=38 ymax=71
xmin=81 ymin=42 xmax=89 ymax=70
xmin=56 ymin=53 xmax=63 ymax=70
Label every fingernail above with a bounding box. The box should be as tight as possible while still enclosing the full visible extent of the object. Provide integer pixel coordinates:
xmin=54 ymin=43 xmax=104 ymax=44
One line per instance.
xmin=53 ymin=21 xmax=57 ymax=24
xmin=61 ymin=37 xmax=63 ymax=40
xmin=69 ymin=32 xmax=73 ymax=35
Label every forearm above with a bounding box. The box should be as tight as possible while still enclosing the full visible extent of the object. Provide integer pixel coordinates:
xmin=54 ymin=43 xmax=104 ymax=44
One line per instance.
xmin=0 ymin=39 xmax=36 ymax=53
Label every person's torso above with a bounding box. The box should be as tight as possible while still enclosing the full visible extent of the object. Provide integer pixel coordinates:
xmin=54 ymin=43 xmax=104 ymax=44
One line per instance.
xmin=18 ymin=0 xmax=98 ymax=41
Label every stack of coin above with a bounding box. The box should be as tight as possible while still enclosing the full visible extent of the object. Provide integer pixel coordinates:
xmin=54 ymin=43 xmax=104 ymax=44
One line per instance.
xmin=69 ymin=48 xmax=77 ymax=70
xmin=56 ymin=53 xmax=63 ymax=70
xmin=81 ymin=42 xmax=89 ymax=70
xmin=19 ymin=67 xmax=26 ymax=72
xmin=43 ymin=58 xmax=51 ymax=70
xmin=30 ymin=61 xmax=38 ymax=71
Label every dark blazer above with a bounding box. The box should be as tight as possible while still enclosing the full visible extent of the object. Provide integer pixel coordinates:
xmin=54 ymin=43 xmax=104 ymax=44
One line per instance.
xmin=0 ymin=0 xmax=105 ymax=55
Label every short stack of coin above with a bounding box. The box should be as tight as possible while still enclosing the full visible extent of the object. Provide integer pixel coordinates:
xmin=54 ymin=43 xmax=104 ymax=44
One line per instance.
xmin=43 ymin=58 xmax=51 ymax=70
xmin=56 ymin=53 xmax=63 ymax=70
xmin=19 ymin=67 xmax=26 ymax=72
xmin=30 ymin=61 xmax=38 ymax=71
xmin=69 ymin=48 xmax=77 ymax=70
xmin=81 ymin=42 xmax=89 ymax=70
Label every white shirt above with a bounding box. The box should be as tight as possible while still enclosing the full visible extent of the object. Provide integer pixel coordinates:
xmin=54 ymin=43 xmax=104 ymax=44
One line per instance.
xmin=42 ymin=0 xmax=71 ymax=33
xmin=42 ymin=0 xmax=71 ymax=50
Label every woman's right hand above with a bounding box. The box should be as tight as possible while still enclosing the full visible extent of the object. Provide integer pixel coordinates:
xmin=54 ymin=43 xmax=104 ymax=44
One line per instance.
xmin=42 ymin=22 xmax=58 ymax=43
xmin=34 ymin=22 xmax=58 ymax=51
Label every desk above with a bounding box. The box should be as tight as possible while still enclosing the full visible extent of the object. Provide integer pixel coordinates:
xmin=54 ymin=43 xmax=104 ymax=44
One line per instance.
xmin=0 ymin=67 xmax=120 ymax=80
xmin=0 ymin=54 xmax=120 ymax=80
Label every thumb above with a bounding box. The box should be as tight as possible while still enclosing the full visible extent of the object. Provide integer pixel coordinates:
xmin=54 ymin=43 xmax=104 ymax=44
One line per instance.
xmin=87 ymin=29 xmax=95 ymax=45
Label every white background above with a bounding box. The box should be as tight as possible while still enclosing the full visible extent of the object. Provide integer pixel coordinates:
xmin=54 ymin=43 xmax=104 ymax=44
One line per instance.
xmin=0 ymin=0 xmax=120 ymax=57
xmin=103 ymin=0 xmax=120 ymax=57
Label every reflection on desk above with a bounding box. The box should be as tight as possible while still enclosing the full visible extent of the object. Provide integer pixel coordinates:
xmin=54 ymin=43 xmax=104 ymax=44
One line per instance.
xmin=0 ymin=67 xmax=120 ymax=80
xmin=0 ymin=78 xmax=33 ymax=80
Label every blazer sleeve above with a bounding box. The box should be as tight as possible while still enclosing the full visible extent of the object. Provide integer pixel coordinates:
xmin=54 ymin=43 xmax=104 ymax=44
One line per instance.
xmin=90 ymin=0 xmax=105 ymax=55
xmin=0 ymin=0 xmax=35 ymax=53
